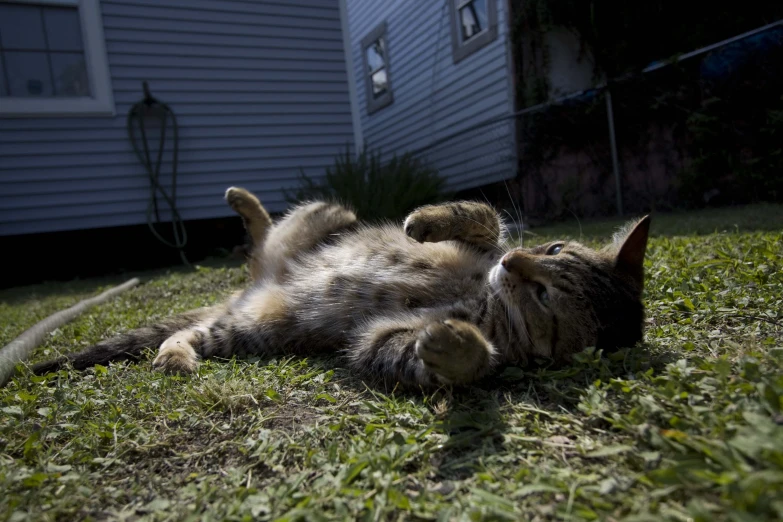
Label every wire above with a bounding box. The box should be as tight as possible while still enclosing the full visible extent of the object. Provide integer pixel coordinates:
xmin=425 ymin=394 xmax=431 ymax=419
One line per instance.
xmin=126 ymin=81 xmax=190 ymax=267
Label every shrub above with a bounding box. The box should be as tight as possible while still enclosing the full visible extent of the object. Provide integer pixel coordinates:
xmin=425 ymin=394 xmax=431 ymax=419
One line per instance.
xmin=287 ymin=146 xmax=448 ymax=222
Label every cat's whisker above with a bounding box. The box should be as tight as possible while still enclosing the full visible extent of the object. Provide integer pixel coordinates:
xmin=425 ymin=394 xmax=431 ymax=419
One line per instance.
xmin=502 ymin=181 xmax=524 ymax=240
xmin=514 ymin=308 xmax=536 ymax=352
xmin=478 ymin=191 xmax=497 ymax=215
xmin=500 ymin=209 xmax=518 ymax=229
xmin=566 ymin=207 xmax=584 ymax=242
xmin=459 ymin=215 xmax=506 ymax=256
xmin=499 ymin=209 xmax=524 ymax=248
xmin=506 ymin=306 xmax=512 ymax=348
xmin=497 ymin=221 xmax=513 ymax=249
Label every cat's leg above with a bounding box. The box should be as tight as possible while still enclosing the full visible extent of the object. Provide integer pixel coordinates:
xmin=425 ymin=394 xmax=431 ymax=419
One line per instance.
xmin=225 ymin=187 xmax=357 ymax=282
xmin=225 ymin=187 xmax=274 ymax=282
xmin=31 ymin=306 xmax=225 ymax=375
xmin=152 ymin=327 xmax=204 ymax=374
xmin=225 ymin=187 xmax=272 ymax=250
xmin=152 ymin=285 xmax=291 ymax=374
xmin=349 ymin=313 xmax=497 ymax=389
xmin=151 ymin=310 xmax=237 ymax=375
xmin=403 ymin=201 xmax=503 ymax=250
xmin=256 ymin=200 xmax=358 ymax=282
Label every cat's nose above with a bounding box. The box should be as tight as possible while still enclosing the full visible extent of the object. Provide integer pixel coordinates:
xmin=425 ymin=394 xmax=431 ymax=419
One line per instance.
xmin=501 ymin=251 xmax=539 ymax=277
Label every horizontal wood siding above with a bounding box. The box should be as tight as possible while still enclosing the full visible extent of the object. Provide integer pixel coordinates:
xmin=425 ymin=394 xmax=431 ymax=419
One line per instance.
xmin=344 ymin=0 xmax=515 ymax=192
xmin=0 ymin=0 xmax=354 ymax=236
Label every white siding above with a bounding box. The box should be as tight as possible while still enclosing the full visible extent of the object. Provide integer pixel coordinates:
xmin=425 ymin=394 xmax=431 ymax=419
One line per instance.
xmin=0 ymin=0 xmax=354 ymax=236
xmin=344 ymin=0 xmax=516 ymax=192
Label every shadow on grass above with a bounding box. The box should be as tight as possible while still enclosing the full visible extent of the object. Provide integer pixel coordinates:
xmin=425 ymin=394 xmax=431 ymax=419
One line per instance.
xmin=292 ymin=341 xmax=680 ymax=482
xmin=418 ymin=341 xmax=678 ymax=480
xmin=22 ymin=337 xmax=678 ymax=489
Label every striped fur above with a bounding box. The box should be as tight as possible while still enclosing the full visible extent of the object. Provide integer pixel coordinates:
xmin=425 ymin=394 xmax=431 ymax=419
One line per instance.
xmin=34 ymin=188 xmax=651 ymax=391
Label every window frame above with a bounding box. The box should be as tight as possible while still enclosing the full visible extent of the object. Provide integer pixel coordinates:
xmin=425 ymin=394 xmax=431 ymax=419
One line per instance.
xmin=0 ymin=0 xmax=114 ymax=118
xmin=448 ymin=0 xmax=498 ymax=64
xmin=360 ymin=21 xmax=393 ymax=115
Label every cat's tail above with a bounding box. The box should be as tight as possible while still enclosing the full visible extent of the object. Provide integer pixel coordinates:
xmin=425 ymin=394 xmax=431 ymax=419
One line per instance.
xmin=30 ymin=307 xmax=217 ymax=375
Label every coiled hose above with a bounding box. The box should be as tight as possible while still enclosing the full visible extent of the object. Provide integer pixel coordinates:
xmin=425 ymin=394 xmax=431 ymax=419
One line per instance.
xmin=127 ymin=81 xmax=190 ymax=266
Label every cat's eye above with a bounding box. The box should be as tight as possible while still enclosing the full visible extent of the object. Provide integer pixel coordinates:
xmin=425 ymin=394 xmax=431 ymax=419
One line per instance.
xmin=536 ymin=283 xmax=550 ymax=306
xmin=546 ymin=243 xmax=563 ymax=255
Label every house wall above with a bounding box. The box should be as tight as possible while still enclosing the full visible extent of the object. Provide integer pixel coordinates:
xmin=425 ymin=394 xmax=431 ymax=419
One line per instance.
xmin=0 ymin=0 xmax=354 ymax=236
xmin=343 ymin=0 xmax=516 ymax=193
xmin=545 ymin=28 xmax=595 ymax=97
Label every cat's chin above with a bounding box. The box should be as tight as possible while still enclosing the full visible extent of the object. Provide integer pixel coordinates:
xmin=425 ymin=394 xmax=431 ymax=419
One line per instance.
xmin=489 ymin=263 xmax=516 ymax=310
xmin=488 ymin=264 xmax=505 ymax=294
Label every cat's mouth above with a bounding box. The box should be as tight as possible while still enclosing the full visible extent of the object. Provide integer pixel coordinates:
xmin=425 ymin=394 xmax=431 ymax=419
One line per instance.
xmin=489 ymin=262 xmax=551 ymax=357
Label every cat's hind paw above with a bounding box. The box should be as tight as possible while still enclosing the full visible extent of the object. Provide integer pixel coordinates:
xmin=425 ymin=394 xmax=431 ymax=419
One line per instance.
xmin=153 ymin=332 xmax=199 ymax=374
xmin=225 ymin=186 xmax=263 ymax=219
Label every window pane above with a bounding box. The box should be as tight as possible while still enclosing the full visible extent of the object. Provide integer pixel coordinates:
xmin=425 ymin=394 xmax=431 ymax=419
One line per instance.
xmin=44 ymin=7 xmax=83 ymax=52
xmin=4 ymin=51 xmax=54 ymax=97
xmin=0 ymin=4 xmax=46 ymax=50
xmin=366 ymin=38 xmax=385 ymax=73
xmin=51 ymin=52 xmax=89 ymax=96
xmin=460 ymin=0 xmax=488 ymax=42
xmin=371 ymin=68 xmax=388 ymax=98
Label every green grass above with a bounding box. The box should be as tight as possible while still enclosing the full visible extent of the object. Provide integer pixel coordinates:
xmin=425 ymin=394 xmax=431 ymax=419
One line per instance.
xmin=1 ymin=204 xmax=782 ymax=521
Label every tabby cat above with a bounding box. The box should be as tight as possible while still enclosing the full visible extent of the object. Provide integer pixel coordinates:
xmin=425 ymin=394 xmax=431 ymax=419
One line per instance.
xmin=33 ymin=188 xmax=651 ymax=390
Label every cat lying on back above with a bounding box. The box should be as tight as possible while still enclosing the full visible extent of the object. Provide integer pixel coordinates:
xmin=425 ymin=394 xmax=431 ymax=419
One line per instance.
xmin=33 ymin=188 xmax=651 ymax=390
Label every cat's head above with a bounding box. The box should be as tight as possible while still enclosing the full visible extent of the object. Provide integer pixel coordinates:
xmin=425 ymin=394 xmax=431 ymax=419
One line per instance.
xmin=489 ymin=216 xmax=651 ymax=363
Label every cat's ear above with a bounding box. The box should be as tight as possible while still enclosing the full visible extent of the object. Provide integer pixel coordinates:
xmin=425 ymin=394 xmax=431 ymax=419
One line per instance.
xmin=613 ymin=215 xmax=651 ymax=286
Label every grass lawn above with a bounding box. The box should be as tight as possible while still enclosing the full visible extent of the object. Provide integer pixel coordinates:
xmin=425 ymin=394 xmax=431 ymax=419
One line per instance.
xmin=1 ymin=204 xmax=782 ymax=521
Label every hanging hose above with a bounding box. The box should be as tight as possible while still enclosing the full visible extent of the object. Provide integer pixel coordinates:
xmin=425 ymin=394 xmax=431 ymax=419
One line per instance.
xmin=127 ymin=81 xmax=190 ymax=266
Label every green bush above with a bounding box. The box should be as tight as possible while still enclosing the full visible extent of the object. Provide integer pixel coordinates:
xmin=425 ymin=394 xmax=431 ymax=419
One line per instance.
xmin=286 ymin=146 xmax=448 ymax=222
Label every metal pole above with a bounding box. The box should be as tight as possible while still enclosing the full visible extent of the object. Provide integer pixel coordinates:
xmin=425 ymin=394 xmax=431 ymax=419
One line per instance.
xmin=605 ymin=88 xmax=623 ymax=216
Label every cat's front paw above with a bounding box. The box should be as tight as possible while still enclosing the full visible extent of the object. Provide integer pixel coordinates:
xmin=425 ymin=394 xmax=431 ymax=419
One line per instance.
xmin=403 ymin=207 xmax=452 ymax=243
xmin=153 ymin=332 xmax=199 ymax=374
xmin=415 ymin=320 xmax=494 ymax=384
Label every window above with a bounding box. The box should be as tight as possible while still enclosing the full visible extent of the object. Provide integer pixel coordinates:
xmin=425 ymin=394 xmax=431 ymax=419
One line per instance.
xmin=0 ymin=0 xmax=114 ymax=117
xmin=449 ymin=0 xmax=498 ymax=63
xmin=360 ymin=22 xmax=393 ymax=114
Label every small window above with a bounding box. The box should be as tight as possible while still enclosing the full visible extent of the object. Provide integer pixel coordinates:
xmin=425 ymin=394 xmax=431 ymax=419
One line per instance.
xmin=449 ymin=0 xmax=498 ymax=63
xmin=360 ymin=22 xmax=393 ymax=114
xmin=0 ymin=0 xmax=114 ymax=117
